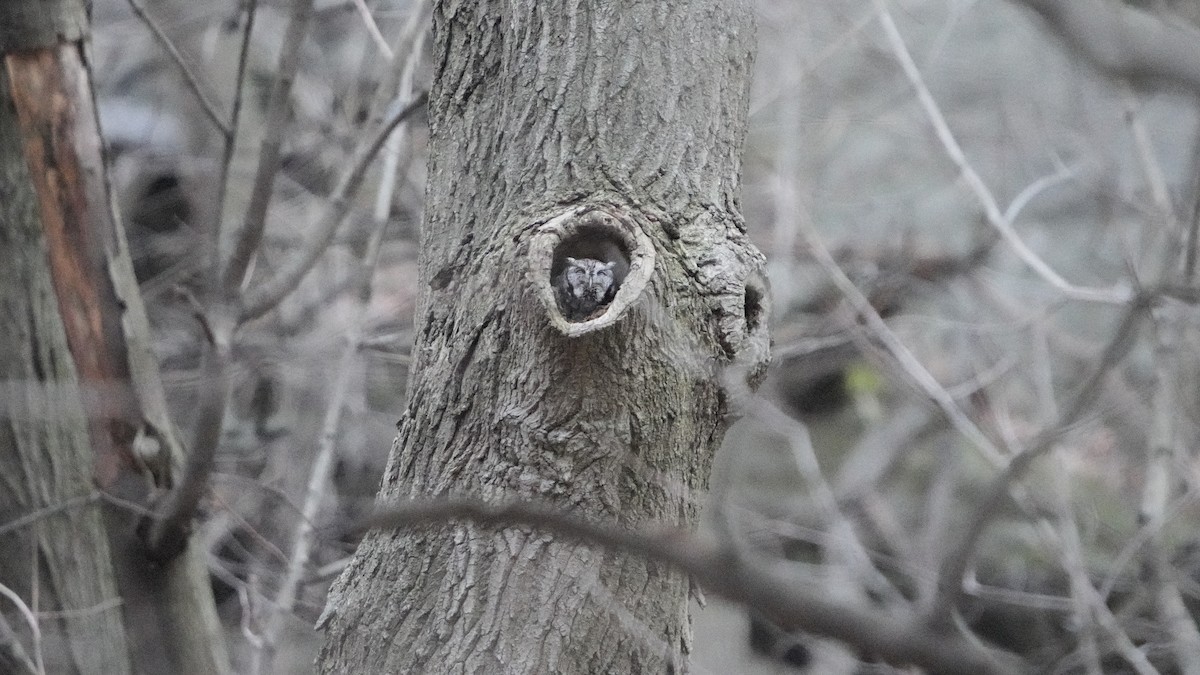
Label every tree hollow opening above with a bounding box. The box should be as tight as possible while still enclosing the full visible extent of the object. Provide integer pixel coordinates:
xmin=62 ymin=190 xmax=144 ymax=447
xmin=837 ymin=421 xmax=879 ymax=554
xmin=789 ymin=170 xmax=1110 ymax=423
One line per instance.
xmin=527 ymin=205 xmax=655 ymax=337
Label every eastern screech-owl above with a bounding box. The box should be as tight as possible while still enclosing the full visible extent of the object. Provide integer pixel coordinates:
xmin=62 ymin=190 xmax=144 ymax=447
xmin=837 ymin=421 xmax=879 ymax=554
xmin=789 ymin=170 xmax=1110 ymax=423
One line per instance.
xmin=555 ymin=257 xmax=617 ymax=320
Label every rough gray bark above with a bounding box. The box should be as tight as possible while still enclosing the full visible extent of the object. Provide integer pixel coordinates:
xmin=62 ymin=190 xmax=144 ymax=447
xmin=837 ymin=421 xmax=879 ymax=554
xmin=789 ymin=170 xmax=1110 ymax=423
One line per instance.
xmin=0 ymin=2 xmax=229 ymax=672
xmin=318 ymin=1 xmax=767 ymax=672
xmin=0 ymin=64 xmax=133 ymax=675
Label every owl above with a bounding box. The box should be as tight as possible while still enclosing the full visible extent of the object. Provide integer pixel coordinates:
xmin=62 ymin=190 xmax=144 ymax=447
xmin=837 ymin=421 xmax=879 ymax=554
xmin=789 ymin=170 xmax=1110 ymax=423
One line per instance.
xmin=555 ymin=257 xmax=617 ymax=320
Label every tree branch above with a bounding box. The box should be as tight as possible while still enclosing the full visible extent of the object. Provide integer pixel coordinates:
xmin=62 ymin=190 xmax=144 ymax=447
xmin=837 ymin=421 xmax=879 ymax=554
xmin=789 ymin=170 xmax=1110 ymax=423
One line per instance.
xmin=798 ymin=213 xmax=1008 ymax=465
xmin=145 ymin=328 xmax=233 ymax=559
xmin=876 ymin=0 xmax=1130 ymax=305
xmin=125 ymin=0 xmax=230 ymax=138
xmin=363 ymin=498 xmax=1025 ymax=675
xmin=350 ymin=0 xmax=393 ymax=61
xmin=0 ymin=582 xmax=43 ymax=675
xmin=926 ymin=293 xmax=1152 ymax=624
xmin=236 ymin=91 xmax=427 ymax=323
xmin=221 ymin=0 xmax=317 ymax=294
xmin=211 ymin=0 xmax=258 ymax=281
xmin=0 ymin=612 xmax=38 ymax=675
xmin=0 ymin=493 xmax=97 ymax=538
xmin=255 ymin=118 xmax=411 ymax=670
xmin=1011 ymin=0 xmax=1200 ymax=93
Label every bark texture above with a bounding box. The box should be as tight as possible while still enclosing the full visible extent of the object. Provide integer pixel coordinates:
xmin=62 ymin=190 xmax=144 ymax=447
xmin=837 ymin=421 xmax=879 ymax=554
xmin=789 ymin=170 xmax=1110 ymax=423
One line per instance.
xmin=0 ymin=3 xmax=228 ymax=672
xmin=319 ymin=1 xmax=766 ymax=672
xmin=0 ymin=62 xmax=133 ymax=675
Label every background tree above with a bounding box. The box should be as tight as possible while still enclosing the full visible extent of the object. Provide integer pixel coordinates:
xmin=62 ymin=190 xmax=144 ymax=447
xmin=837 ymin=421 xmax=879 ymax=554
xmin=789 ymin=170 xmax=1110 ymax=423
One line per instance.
xmin=0 ymin=0 xmax=228 ymax=672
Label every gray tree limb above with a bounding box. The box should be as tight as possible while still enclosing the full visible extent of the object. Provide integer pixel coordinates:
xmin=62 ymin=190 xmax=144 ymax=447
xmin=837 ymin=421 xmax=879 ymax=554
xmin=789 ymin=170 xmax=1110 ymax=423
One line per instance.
xmin=1013 ymin=0 xmax=1200 ymax=92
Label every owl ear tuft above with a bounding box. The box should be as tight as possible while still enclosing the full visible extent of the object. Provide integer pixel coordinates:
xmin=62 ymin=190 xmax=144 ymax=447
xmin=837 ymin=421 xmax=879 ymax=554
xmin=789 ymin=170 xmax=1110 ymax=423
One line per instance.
xmin=565 ymin=257 xmax=579 ymax=266
xmin=602 ymin=262 xmax=616 ymax=271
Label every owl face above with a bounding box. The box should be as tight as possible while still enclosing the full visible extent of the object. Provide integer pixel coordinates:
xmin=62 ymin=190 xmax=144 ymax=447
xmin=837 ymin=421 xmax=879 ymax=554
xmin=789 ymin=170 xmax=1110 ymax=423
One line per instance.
xmin=565 ymin=258 xmax=616 ymax=301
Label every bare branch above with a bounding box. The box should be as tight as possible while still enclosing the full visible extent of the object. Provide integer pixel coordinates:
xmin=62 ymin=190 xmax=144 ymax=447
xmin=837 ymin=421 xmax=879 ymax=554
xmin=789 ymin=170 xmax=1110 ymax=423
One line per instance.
xmin=1141 ymin=310 xmax=1200 ymax=674
xmin=1049 ymin=456 xmax=1103 ymax=675
xmin=236 ymin=91 xmax=428 ymax=323
xmin=926 ymin=294 xmax=1151 ymax=624
xmin=364 ymin=498 xmax=1025 ymax=675
xmin=211 ymin=0 xmax=258 ymax=279
xmin=351 ymin=0 xmax=393 ymax=61
xmin=0 ymin=582 xmax=43 ymax=675
xmin=1038 ymin=518 xmax=1162 ymax=675
xmin=1121 ymin=88 xmax=1179 ymax=235
xmin=1003 ymin=163 xmax=1076 ymax=225
xmin=255 ymin=179 xmax=401 ymax=674
xmin=145 ymin=331 xmax=233 ymax=558
xmin=0 ymin=494 xmax=97 ymax=538
xmin=256 ymin=31 xmax=426 ymax=657
xmin=876 ymin=0 xmax=1130 ymax=305
xmin=34 ymin=597 xmax=123 ymax=621
xmin=1011 ymin=0 xmax=1200 ymax=93
xmin=254 ymin=339 xmax=356 ymax=674
xmin=371 ymin=8 xmax=428 ymax=223
xmin=221 ymin=0 xmax=318 ymax=293
xmin=125 ymin=0 xmax=230 ymax=137
xmin=799 ymin=215 xmax=1008 ymax=465
xmin=0 ymin=612 xmax=38 ymax=675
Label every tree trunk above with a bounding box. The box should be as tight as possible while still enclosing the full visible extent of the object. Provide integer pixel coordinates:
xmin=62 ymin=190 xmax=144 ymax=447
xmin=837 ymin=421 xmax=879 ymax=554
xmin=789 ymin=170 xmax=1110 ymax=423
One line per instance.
xmin=0 ymin=2 xmax=229 ymax=672
xmin=0 ymin=64 xmax=133 ymax=675
xmin=318 ymin=2 xmax=767 ymax=672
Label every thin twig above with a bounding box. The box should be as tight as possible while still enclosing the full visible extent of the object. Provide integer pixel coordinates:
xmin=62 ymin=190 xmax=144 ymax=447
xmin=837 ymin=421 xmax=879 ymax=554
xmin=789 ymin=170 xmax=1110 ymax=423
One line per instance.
xmin=0 ymin=494 xmax=97 ymax=538
xmin=254 ymin=264 xmax=378 ymax=674
xmin=1182 ymin=120 xmax=1200 ymax=282
xmin=34 ymin=597 xmax=123 ymax=621
xmin=351 ymin=0 xmax=394 ymax=60
xmin=96 ymin=489 xmax=157 ymax=518
xmin=307 ymin=557 xmax=351 ymax=585
xmin=1049 ymin=452 xmax=1103 ymax=675
xmin=1100 ymin=489 xmax=1200 ymax=602
xmin=1036 ymin=518 xmax=1162 ymax=675
xmin=125 ymin=0 xmax=230 ymax=137
xmin=750 ymin=6 xmax=876 ymax=118
xmin=208 ymin=489 xmax=292 ymax=568
xmin=222 ymin=0 xmax=318 ymax=294
xmin=747 ymin=396 xmax=906 ymax=606
xmin=252 ymin=340 xmax=359 ymax=673
xmin=0 ymin=611 xmax=38 ymax=675
xmin=371 ymin=17 xmax=428 ymax=223
xmin=925 ymin=294 xmax=1151 ymax=625
xmin=1158 ymin=578 xmax=1200 ymax=675
xmin=256 ymin=50 xmax=422 ymax=665
xmin=876 ymin=0 xmax=1129 ymax=305
xmin=211 ymin=0 xmax=259 ymax=281
xmin=237 ymin=91 xmax=427 ymax=323
xmin=799 ymin=218 xmax=1007 ymax=465
xmin=1002 ymin=162 xmax=1076 ymax=224
xmin=0 ymin=582 xmax=43 ymax=675
xmin=1121 ymin=87 xmax=1179 ymax=235
xmin=1141 ymin=310 xmax=1200 ymax=675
